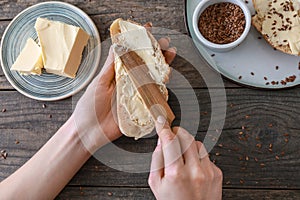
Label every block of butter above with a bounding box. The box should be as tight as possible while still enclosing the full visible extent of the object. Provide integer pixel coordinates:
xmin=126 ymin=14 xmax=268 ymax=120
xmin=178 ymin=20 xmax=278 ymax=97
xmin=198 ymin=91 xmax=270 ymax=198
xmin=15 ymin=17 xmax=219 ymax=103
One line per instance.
xmin=11 ymin=38 xmax=43 ymax=75
xmin=35 ymin=18 xmax=90 ymax=78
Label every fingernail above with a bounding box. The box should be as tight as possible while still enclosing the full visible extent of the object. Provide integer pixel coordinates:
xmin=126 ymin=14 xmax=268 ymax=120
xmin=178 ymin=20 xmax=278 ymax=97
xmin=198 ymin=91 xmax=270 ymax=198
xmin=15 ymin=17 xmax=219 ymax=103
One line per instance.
xmin=155 ymin=115 xmax=167 ymax=133
xmin=165 ymin=36 xmax=171 ymax=43
xmin=157 ymin=115 xmax=166 ymax=124
xmin=170 ymin=47 xmax=177 ymax=52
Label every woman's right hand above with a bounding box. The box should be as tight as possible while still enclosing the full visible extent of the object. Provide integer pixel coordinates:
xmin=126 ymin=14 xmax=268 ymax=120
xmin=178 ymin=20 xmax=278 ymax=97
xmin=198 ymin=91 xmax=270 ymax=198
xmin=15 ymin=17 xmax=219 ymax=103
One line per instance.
xmin=148 ymin=117 xmax=223 ymax=200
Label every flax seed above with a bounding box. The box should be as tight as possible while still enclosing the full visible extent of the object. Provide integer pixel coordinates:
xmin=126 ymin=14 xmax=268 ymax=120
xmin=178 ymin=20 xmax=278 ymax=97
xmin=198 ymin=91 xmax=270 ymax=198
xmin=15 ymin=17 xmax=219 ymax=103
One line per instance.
xmin=107 ymin=192 xmax=113 ymax=196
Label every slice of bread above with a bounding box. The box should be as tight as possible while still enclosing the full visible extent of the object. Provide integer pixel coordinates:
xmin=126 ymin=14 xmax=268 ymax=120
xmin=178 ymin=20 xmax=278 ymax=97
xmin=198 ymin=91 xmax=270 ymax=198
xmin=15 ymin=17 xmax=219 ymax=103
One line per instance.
xmin=252 ymin=0 xmax=300 ymax=55
xmin=110 ymin=18 xmax=171 ymax=139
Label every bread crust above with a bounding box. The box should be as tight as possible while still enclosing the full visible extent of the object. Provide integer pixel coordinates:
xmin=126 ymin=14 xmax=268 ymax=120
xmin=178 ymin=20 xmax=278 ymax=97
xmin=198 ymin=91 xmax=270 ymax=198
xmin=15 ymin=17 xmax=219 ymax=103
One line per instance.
xmin=110 ymin=18 xmax=171 ymax=139
xmin=251 ymin=0 xmax=296 ymax=55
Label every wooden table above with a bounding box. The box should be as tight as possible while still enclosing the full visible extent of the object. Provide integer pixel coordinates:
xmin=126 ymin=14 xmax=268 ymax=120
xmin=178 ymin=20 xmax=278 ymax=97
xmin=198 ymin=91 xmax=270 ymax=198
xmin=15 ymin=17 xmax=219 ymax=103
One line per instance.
xmin=1 ymin=0 xmax=300 ymax=199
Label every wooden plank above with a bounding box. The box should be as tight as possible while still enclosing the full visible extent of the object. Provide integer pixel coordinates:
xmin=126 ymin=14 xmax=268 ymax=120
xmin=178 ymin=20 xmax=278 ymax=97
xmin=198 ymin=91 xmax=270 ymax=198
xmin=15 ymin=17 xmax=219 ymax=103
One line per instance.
xmin=56 ymin=187 xmax=154 ymax=200
xmin=2 ymin=87 xmax=300 ymax=137
xmin=0 ymin=21 xmax=12 ymax=90
xmin=56 ymin=187 xmax=300 ymax=200
xmin=222 ymin=189 xmax=300 ymax=200
xmin=0 ymin=89 xmax=300 ymax=189
xmin=0 ymin=0 xmax=187 ymax=34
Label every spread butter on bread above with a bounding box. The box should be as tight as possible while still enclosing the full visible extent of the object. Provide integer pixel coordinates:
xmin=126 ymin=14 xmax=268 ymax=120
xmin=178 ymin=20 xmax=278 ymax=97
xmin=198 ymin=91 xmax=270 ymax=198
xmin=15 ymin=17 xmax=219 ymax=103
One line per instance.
xmin=252 ymin=0 xmax=300 ymax=55
xmin=110 ymin=19 xmax=171 ymax=139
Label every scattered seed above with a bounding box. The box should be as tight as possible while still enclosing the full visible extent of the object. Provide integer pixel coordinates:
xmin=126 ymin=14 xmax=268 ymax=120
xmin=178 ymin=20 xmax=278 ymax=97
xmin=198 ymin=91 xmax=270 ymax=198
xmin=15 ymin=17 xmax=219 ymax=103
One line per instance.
xmin=1 ymin=150 xmax=7 ymax=159
xmin=240 ymin=179 xmax=245 ymax=184
xmin=245 ymin=156 xmax=249 ymax=161
xmin=15 ymin=140 xmax=19 ymax=144
xmin=284 ymin=138 xmax=289 ymax=143
xmin=107 ymin=192 xmax=113 ymax=196
xmin=264 ymin=77 xmax=268 ymax=80
xmin=239 ymin=131 xmax=243 ymax=135
xmin=225 ymin=181 xmax=231 ymax=185
xmin=269 ymin=144 xmax=273 ymax=149
xmin=281 ymin=80 xmax=287 ymax=85
xmin=242 ymin=126 xmax=245 ymax=130
xmin=3 ymin=152 xmax=7 ymax=159
xmin=215 ymin=152 xmax=220 ymax=156
xmin=42 ymin=104 xmax=46 ymax=109
xmin=254 ymin=157 xmax=258 ymax=162
xmin=275 ymin=155 xmax=280 ymax=160
xmin=268 ymin=123 xmax=273 ymax=127
xmin=283 ymin=133 xmax=289 ymax=137
xmin=285 ymin=75 xmax=296 ymax=83
xmin=260 ymin=163 xmax=265 ymax=168
xmin=275 ymin=66 xmax=279 ymax=70
xmin=218 ymin=144 xmax=223 ymax=148
xmin=251 ymin=72 xmax=255 ymax=76
xmin=211 ymin=54 xmax=215 ymax=57
xmin=49 ymin=114 xmax=52 ymax=119
xmin=238 ymin=75 xmax=242 ymax=80
xmin=245 ymin=115 xmax=250 ymax=119
xmin=281 ymin=151 xmax=285 ymax=156
xmin=256 ymin=143 xmax=262 ymax=148
xmin=1 ymin=108 xmax=6 ymax=113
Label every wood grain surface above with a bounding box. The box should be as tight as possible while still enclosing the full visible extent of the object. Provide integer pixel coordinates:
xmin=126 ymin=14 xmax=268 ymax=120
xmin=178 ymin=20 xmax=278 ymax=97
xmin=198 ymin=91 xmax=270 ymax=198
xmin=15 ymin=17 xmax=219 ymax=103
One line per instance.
xmin=56 ymin=187 xmax=300 ymax=200
xmin=0 ymin=0 xmax=299 ymax=199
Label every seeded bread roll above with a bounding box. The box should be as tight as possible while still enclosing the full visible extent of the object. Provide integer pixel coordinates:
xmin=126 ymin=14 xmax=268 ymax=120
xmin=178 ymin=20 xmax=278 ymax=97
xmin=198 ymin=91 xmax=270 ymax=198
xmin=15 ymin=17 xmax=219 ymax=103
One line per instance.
xmin=252 ymin=0 xmax=300 ymax=55
xmin=110 ymin=18 xmax=170 ymax=140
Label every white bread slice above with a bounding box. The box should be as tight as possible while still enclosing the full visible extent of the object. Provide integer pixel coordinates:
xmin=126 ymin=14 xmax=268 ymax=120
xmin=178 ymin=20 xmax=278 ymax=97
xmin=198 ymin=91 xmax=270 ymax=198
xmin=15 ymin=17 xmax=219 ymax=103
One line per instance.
xmin=110 ymin=18 xmax=171 ymax=139
xmin=252 ymin=0 xmax=300 ymax=55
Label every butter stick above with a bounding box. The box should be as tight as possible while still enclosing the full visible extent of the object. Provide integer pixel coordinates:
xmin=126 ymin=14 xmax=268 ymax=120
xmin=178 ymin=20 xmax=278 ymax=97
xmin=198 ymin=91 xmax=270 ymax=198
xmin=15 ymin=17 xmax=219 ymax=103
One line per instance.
xmin=11 ymin=38 xmax=43 ymax=75
xmin=35 ymin=18 xmax=90 ymax=78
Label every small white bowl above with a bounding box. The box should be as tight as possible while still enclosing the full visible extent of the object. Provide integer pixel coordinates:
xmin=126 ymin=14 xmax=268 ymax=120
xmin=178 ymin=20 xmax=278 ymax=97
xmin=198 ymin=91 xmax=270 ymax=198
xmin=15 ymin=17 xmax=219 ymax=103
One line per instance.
xmin=192 ymin=0 xmax=251 ymax=52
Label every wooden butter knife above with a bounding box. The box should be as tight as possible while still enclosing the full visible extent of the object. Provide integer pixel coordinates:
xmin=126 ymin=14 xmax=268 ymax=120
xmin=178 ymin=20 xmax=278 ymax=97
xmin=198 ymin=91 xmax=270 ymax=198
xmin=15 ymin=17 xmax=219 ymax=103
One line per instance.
xmin=114 ymin=45 xmax=175 ymax=125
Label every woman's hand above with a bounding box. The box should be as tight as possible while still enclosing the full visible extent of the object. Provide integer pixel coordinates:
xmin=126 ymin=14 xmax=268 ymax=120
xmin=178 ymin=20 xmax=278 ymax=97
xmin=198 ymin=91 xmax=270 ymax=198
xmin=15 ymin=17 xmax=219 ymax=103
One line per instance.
xmin=72 ymin=24 xmax=176 ymax=153
xmin=148 ymin=118 xmax=223 ymax=200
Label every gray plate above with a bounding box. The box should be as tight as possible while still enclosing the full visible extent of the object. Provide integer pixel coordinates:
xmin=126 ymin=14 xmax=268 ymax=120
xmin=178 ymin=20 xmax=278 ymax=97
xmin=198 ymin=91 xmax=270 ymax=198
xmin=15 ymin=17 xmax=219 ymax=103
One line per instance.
xmin=186 ymin=0 xmax=300 ymax=89
xmin=0 ymin=1 xmax=101 ymax=101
